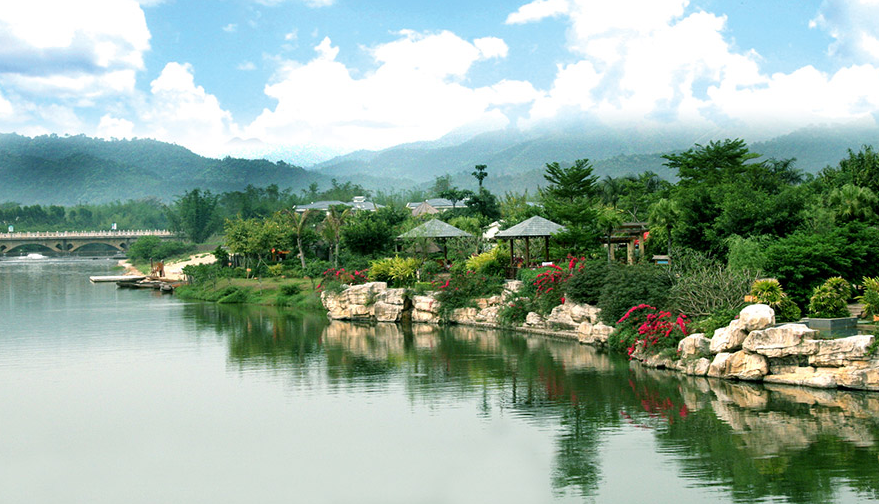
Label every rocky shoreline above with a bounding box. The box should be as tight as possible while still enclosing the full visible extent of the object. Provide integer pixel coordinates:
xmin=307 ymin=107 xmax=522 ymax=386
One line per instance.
xmin=321 ymin=281 xmax=879 ymax=392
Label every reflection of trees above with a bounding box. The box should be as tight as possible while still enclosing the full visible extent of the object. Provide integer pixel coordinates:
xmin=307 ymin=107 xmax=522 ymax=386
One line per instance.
xmin=185 ymin=305 xmax=879 ymax=502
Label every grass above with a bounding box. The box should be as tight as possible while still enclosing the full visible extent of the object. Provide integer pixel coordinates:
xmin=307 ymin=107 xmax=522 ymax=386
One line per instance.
xmin=175 ymin=276 xmax=323 ymax=311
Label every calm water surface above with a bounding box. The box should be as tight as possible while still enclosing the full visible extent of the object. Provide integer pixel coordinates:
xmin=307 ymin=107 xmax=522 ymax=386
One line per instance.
xmin=2 ymin=258 xmax=879 ymax=504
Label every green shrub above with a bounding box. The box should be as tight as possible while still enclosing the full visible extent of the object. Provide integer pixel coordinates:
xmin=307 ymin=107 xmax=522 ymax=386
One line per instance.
xmin=856 ymin=276 xmax=879 ymax=319
xmin=565 ymin=260 xmax=609 ymax=305
xmin=687 ymin=307 xmax=740 ymax=336
xmin=497 ymin=296 xmax=535 ymax=326
xmin=667 ymin=250 xmax=755 ymax=318
xmin=434 ymin=271 xmax=505 ymax=319
xmin=369 ymin=256 xmax=420 ymax=287
xmin=465 ymin=246 xmax=506 ymax=277
xmin=808 ymin=277 xmax=852 ymax=318
xmin=597 ymin=264 xmax=672 ymax=324
xmin=279 ymin=283 xmax=301 ymax=296
xmin=749 ymin=278 xmax=801 ymax=322
xmin=216 ymin=286 xmax=249 ymax=304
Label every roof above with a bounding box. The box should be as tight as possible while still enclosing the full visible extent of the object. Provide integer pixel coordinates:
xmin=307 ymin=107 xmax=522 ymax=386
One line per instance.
xmin=398 ymin=219 xmax=473 ymax=239
xmin=411 ymin=201 xmax=440 ymax=216
xmin=294 ymin=199 xmax=382 ymax=212
xmin=405 ymin=198 xmax=467 ymax=209
xmin=494 ymin=216 xmax=566 ymax=238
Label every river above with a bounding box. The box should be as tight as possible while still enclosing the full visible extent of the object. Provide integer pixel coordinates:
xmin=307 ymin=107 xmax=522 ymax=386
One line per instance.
xmin=2 ymin=258 xmax=879 ymax=504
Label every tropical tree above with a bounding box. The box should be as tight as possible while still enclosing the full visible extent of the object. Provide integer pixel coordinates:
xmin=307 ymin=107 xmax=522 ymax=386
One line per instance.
xmin=472 ymin=164 xmax=488 ymax=188
xmin=648 ymin=198 xmax=679 ymax=257
xmin=166 ymin=188 xmax=221 ymax=243
xmin=280 ymin=209 xmax=313 ymax=269
xmin=321 ymin=206 xmax=351 ymax=268
xmin=596 ymin=206 xmax=625 ymax=263
xmin=828 ymin=184 xmax=878 ymax=223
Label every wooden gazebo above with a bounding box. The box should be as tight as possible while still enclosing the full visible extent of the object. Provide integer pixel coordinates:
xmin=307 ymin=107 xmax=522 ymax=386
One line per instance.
xmin=397 ymin=219 xmax=473 ymax=263
xmin=494 ymin=216 xmax=566 ymax=270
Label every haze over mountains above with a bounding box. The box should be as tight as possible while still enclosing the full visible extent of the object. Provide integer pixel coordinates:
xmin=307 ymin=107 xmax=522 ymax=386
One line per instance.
xmin=1 ymin=122 xmax=877 ymax=205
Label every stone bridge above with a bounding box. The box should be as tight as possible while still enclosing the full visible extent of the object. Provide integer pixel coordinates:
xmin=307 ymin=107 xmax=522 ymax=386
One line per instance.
xmin=0 ymin=230 xmax=177 ymax=254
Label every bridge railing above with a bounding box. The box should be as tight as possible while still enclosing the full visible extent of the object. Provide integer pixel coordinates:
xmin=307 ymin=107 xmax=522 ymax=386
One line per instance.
xmin=0 ymin=230 xmax=177 ymax=239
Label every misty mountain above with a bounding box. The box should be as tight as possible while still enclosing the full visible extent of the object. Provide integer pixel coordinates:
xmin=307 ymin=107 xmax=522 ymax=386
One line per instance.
xmin=0 ymin=133 xmax=326 ymax=205
xmin=314 ymin=123 xmax=879 ymax=192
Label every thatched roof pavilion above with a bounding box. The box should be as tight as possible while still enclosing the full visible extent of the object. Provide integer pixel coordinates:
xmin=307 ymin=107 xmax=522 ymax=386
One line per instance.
xmin=398 ymin=219 xmax=473 ymax=263
xmin=494 ymin=216 xmax=566 ymax=268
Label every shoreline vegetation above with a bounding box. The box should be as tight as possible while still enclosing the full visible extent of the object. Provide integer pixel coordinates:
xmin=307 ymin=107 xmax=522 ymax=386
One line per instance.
xmin=68 ymin=137 xmax=879 ymax=391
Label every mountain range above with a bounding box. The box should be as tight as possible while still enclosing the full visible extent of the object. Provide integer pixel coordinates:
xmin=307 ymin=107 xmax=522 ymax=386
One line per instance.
xmin=1 ymin=122 xmax=877 ymax=205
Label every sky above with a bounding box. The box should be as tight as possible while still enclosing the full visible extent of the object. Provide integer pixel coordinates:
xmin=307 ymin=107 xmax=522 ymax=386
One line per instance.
xmin=1 ymin=0 xmax=878 ymax=165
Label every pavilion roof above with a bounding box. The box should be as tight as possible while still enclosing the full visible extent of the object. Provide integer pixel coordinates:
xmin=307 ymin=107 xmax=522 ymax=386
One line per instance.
xmin=494 ymin=216 xmax=566 ymax=238
xmin=398 ymin=219 xmax=473 ymax=239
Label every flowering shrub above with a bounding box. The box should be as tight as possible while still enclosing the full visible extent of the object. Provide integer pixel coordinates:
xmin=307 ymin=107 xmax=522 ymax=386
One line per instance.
xmin=498 ymin=297 xmax=535 ymax=325
xmin=434 ymin=270 xmax=504 ymax=319
xmin=317 ymin=267 xmax=369 ymax=292
xmin=610 ymin=304 xmax=689 ymax=359
xmin=531 ymin=256 xmax=587 ymax=313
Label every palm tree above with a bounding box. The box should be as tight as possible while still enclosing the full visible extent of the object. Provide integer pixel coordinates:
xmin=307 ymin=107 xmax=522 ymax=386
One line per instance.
xmin=648 ymin=198 xmax=679 ymax=258
xmin=281 ymin=208 xmax=313 ymax=269
xmin=322 ymin=206 xmax=351 ymax=268
xmin=600 ymin=176 xmax=624 ymax=209
xmin=597 ymin=206 xmax=625 ymax=264
xmin=828 ymin=184 xmax=878 ymax=223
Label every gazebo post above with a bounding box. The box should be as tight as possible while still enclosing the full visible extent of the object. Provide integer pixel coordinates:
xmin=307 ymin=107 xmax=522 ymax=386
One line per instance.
xmin=442 ymin=238 xmax=448 ymax=266
xmin=509 ymin=238 xmax=515 ymax=267
xmin=544 ymin=236 xmax=550 ymax=262
xmin=524 ymin=237 xmax=530 ymax=267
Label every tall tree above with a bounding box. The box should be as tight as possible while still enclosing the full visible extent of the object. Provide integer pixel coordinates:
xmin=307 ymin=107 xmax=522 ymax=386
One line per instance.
xmin=472 ymin=164 xmax=488 ymax=188
xmin=280 ymin=209 xmax=314 ymax=269
xmin=542 ymin=159 xmax=599 ymax=201
xmin=321 ymin=206 xmax=351 ymax=268
xmin=166 ymin=189 xmax=221 ymax=243
xmin=539 ymin=158 xmax=600 ymax=253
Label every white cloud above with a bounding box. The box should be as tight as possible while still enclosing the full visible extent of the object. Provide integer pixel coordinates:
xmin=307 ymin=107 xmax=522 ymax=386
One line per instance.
xmin=223 ymin=23 xmax=238 ymax=33
xmin=505 ymin=0 xmax=569 ymax=25
xmin=0 ymin=92 xmax=14 ymax=119
xmin=97 ymin=114 xmax=135 ymax=139
xmin=139 ymin=62 xmax=240 ymax=156
xmin=245 ymin=32 xmax=534 ymax=153
xmin=0 ymin=0 xmax=149 ymax=99
xmin=237 ymin=61 xmax=257 ymax=71
xmin=811 ymin=0 xmax=879 ymax=63
xmin=512 ymin=0 xmax=879 ymax=137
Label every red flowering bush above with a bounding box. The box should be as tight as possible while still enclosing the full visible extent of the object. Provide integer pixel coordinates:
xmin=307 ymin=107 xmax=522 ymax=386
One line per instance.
xmin=531 ymin=255 xmax=587 ymax=313
xmin=316 ymin=267 xmax=369 ymax=292
xmin=610 ymin=304 xmax=689 ymax=359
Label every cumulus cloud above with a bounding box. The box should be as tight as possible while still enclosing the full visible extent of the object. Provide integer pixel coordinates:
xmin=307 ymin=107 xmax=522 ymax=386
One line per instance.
xmin=97 ymin=114 xmax=135 ymax=139
xmin=139 ymin=62 xmax=240 ymax=156
xmin=505 ymin=0 xmax=569 ymax=25
xmin=513 ymin=0 xmax=879 ymax=136
xmin=245 ymin=32 xmax=536 ymax=153
xmin=0 ymin=1 xmax=149 ymax=80
xmin=811 ymin=0 xmax=879 ymax=62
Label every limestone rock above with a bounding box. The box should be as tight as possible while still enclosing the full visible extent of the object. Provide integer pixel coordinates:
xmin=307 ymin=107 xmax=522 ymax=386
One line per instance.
xmin=808 ymin=335 xmax=876 ymax=367
xmin=374 ymin=302 xmax=404 ymax=322
xmin=739 ymin=303 xmax=775 ymax=331
xmin=678 ymin=333 xmax=711 ymax=358
xmin=502 ymin=280 xmax=523 ymax=300
xmin=481 ymin=306 xmax=502 ymax=324
xmin=763 ymin=367 xmax=839 ymax=389
xmin=577 ymin=321 xmax=613 ymax=346
xmin=742 ymin=324 xmax=819 ymax=358
xmin=835 ymin=361 xmax=879 ymax=391
xmin=449 ymin=307 xmax=478 ymax=324
xmin=412 ymin=295 xmax=440 ymax=314
xmin=377 ymin=288 xmax=407 ymax=305
xmin=411 ymin=309 xmax=440 ymax=323
xmin=569 ymin=303 xmax=601 ymax=324
xmin=547 ymin=304 xmax=578 ymax=329
xmin=344 ymin=282 xmax=386 ymax=305
xmin=524 ymin=312 xmax=545 ymax=329
xmin=708 ymin=351 xmax=768 ymax=381
xmin=677 ymin=357 xmax=711 ymax=376
xmin=709 ymin=319 xmax=748 ymax=354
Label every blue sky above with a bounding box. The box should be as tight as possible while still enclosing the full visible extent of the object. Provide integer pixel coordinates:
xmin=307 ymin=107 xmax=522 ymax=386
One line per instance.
xmin=1 ymin=0 xmax=878 ymax=165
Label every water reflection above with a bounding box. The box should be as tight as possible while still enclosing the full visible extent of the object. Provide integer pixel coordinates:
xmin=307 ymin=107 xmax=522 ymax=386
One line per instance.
xmin=185 ymin=304 xmax=879 ymax=503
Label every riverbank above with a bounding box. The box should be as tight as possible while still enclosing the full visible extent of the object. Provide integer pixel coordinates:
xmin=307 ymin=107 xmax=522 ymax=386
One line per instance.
xmin=321 ymin=281 xmax=879 ymax=392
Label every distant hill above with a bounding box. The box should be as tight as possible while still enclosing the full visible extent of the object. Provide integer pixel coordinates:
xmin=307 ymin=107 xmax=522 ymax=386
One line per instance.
xmin=314 ymin=123 xmax=879 ymax=192
xmin=0 ymin=133 xmax=326 ymax=205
